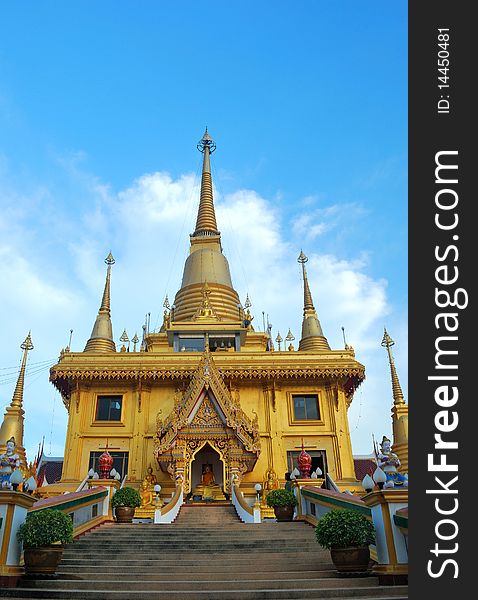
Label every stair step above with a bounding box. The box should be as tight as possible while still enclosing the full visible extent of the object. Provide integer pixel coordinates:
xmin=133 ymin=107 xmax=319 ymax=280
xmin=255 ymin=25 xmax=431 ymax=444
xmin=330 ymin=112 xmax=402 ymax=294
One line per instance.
xmin=2 ymin=505 xmax=407 ymax=600
xmin=0 ymin=586 xmax=409 ymax=599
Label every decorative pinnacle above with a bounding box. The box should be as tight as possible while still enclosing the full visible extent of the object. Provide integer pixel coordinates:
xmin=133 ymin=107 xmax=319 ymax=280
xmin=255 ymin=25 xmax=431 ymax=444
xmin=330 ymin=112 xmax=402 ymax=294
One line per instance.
xmin=12 ymin=332 xmax=34 ymax=408
xmin=99 ymin=252 xmax=115 ymax=313
xmin=197 ymin=127 xmax=216 ymax=154
xmin=163 ymin=295 xmax=171 ymax=310
xmin=21 ymin=332 xmax=34 ymax=352
xmin=285 ymin=329 xmax=295 ymax=343
xmin=193 ymin=128 xmax=220 ymax=236
xmin=381 ymin=328 xmax=394 ymax=348
xmin=120 ymin=329 xmax=129 ymax=343
xmin=297 ymin=250 xmax=308 ymax=265
xmin=382 ymin=328 xmax=405 ymax=406
xmin=275 ymin=332 xmax=283 ymax=351
xmin=297 ymin=251 xmax=315 ymax=312
xmin=244 ymin=294 xmax=252 ymax=309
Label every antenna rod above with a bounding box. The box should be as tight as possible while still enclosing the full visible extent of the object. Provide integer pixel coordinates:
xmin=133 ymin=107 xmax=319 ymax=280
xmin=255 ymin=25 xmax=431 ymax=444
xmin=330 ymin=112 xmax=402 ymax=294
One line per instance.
xmin=341 ymin=326 xmax=347 ymax=348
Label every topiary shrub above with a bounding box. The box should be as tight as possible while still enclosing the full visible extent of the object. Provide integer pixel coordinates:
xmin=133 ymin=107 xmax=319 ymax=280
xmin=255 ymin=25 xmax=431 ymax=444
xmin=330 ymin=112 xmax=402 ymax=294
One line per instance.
xmin=266 ymin=488 xmax=297 ymax=508
xmin=315 ymin=508 xmax=375 ymax=549
xmin=17 ymin=509 xmax=74 ymax=549
xmin=111 ymin=486 xmax=141 ymax=509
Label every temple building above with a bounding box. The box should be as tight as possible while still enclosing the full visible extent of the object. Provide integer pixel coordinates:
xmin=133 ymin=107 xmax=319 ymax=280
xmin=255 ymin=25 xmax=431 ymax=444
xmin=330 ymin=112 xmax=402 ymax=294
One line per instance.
xmin=42 ymin=129 xmax=370 ymax=500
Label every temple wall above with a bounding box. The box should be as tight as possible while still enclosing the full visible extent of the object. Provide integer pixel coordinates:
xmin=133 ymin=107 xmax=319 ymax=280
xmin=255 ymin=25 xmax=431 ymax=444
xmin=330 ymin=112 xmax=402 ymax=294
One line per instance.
xmin=58 ymin=369 xmax=357 ymax=493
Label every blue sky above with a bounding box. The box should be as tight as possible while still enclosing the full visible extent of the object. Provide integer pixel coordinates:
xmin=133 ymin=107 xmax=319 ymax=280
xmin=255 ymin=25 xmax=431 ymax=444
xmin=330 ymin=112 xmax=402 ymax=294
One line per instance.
xmin=0 ymin=2 xmax=407 ymax=461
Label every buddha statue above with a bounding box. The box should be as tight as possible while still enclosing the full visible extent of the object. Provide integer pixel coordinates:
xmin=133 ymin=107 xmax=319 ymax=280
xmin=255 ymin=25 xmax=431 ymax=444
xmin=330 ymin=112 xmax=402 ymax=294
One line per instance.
xmin=260 ymin=468 xmax=279 ymax=518
xmin=145 ymin=465 xmax=157 ymax=487
xmin=139 ymin=479 xmax=153 ymax=507
xmin=377 ymin=436 xmax=408 ymax=488
xmin=192 ymin=464 xmax=226 ymax=501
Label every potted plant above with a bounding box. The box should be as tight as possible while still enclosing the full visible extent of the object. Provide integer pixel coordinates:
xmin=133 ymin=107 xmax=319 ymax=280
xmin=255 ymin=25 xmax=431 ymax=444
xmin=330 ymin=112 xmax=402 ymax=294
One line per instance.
xmin=17 ymin=508 xmax=74 ymax=575
xmin=315 ymin=508 xmax=375 ymax=573
xmin=266 ymin=488 xmax=297 ymax=521
xmin=111 ymin=486 xmax=141 ymax=523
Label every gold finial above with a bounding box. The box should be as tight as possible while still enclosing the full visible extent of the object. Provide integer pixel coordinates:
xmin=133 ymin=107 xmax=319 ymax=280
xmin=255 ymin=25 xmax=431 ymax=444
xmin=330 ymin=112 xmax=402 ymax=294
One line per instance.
xmin=11 ymin=333 xmax=33 ymax=409
xmin=99 ymin=252 xmax=115 ymax=313
xmin=297 ymin=251 xmax=315 ymax=311
xmin=193 ymin=129 xmax=220 ymax=237
xmin=382 ymin=328 xmax=405 ymax=406
xmin=297 ymin=251 xmax=330 ymax=352
xmin=21 ymin=331 xmax=34 ymax=352
xmin=84 ymin=255 xmax=116 ymax=352
xmin=297 ymin=250 xmax=308 ymax=265
xmin=275 ymin=332 xmax=283 ymax=351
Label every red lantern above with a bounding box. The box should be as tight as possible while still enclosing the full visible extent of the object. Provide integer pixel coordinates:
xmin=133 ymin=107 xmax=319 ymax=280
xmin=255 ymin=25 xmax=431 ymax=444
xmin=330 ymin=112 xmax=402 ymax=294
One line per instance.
xmin=98 ymin=450 xmax=113 ymax=479
xmin=297 ymin=440 xmax=312 ymax=478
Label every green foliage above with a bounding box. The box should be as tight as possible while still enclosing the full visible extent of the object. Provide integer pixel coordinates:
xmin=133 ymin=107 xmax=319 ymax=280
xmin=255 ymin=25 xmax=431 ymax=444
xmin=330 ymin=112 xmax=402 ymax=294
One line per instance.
xmin=17 ymin=509 xmax=73 ymax=549
xmin=266 ymin=488 xmax=297 ymax=508
xmin=315 ymin=509 xmax=375 ymax=549
xmin=111 ymin=486 xmax=141 ymax=509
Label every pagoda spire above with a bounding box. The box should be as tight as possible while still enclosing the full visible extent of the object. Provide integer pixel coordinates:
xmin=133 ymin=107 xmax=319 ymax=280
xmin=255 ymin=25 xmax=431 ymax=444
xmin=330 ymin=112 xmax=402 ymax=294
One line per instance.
xmin=172 ymin=130 xmax=241 ymax=322
xmin=193 ymin=128 xmax=220 ymax=237
xmin=0 ymin=332 xmax=34 ymax=466
xmin=297 ymin=251 xmax=330 ymax=352
xmin=381 ymin=328 xmax=405 ymax=406
xmin=381 ymin=328 xmax=408 ymax=473
xmin=84 ymin=253 xmax=116 ymax=352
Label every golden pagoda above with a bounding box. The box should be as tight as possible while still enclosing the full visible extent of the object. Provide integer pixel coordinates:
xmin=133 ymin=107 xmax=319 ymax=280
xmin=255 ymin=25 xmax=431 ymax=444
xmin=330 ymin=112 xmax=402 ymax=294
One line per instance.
xmin=47 ymin=130 xmax=365 ymax=500
xmin=382 ymin=328 xmax=408 ymax=473
xmin=0 ymin=332 xmax=34 ymax=469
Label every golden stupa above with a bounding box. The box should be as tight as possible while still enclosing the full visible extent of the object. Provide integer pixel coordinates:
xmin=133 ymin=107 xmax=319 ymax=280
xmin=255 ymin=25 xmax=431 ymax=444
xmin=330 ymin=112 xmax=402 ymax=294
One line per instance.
xmin=43 ymin=129 xmax=372 ymax=501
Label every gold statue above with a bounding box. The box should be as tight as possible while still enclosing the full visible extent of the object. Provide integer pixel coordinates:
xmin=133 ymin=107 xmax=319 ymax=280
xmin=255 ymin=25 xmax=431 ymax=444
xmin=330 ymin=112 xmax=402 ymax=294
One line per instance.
xmin=145 ymin=465 xmax=157 ymax=486
xmin=260 ymin=467 xmax=279 ymax=518
xmin=139 ymin=479 xmax=153 ymax=507
xmin=192 ymin=464 xmax=226 ymax=501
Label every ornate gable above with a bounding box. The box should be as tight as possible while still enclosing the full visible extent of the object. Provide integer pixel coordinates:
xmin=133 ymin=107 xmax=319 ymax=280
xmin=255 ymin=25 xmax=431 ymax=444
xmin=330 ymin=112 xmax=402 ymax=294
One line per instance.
xmin=153 ymin=349 xmax=260 ymax=459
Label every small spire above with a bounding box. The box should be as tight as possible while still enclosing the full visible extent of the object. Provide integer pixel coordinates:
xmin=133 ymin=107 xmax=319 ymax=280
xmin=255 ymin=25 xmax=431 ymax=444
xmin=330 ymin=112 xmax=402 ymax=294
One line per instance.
xmin=84 ymin=254 xmax=116 ymax=352
xmin=297 ymin=252 xmax=330 ymax=352
xmin=193 ymin=128 xmax=220 ymax=237
xmin=0 ymin=333 xmax=34 ymax=466
xmin=297 ymin=251 xmax=315 ymax=311
xmin=382 ymin=328 xmax=405 ymax=406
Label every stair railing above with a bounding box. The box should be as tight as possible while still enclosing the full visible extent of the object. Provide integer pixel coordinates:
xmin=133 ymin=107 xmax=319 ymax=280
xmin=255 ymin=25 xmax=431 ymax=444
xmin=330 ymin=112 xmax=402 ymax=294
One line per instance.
xmin=231 ymin=484 xmax=261 ymax=523
xmin=154 ymin=483 xmax=183 ymax=524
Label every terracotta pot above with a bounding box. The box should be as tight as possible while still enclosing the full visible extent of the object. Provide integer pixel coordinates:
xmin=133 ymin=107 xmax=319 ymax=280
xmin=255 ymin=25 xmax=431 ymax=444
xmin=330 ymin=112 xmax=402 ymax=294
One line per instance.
xmin=273 ymin=505 xmax=294 ymax=522
xmin=24 ymin=545 xmax=64 ymax=575
xmin=115 ymin=505 xmax=135 ymax=523
xmin=330 ymin=545 xmax=371 ymax=573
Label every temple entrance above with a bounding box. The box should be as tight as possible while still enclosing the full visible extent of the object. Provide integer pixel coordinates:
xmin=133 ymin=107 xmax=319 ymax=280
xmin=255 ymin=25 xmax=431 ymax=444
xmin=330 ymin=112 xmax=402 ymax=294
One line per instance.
xmin=189 ymin=443 xmax=227 ymax=501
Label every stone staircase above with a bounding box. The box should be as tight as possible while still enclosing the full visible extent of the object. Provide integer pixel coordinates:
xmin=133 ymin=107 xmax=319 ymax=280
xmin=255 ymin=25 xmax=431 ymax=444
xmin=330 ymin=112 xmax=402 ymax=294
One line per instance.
xmin=3 ymin=504 xmax=408 ymax=599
